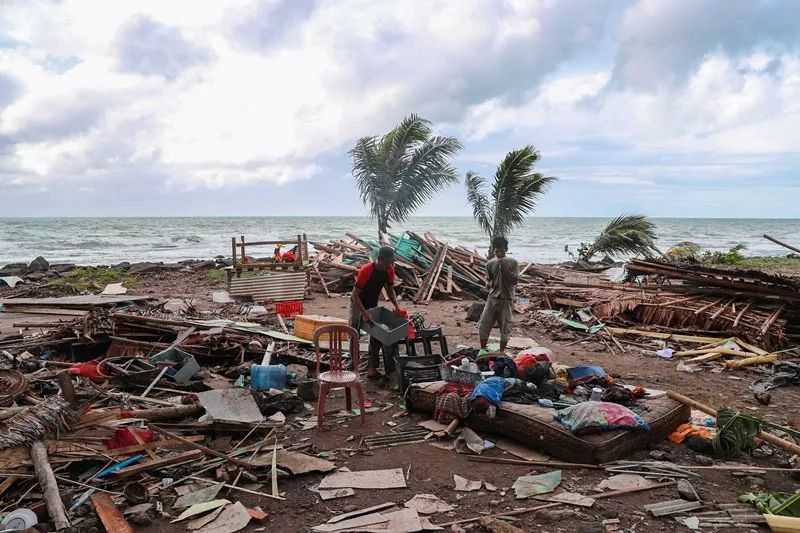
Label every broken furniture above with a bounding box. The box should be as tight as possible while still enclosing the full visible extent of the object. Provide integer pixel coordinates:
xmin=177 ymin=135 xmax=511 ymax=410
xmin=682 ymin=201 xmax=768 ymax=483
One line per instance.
xmin=315 ymin=324 xmax=367 ymax=428
xmin=408 ymin=380 xmax=689 ymax=463
xmin=226 ymin=234 xmax=311 ymax=302
xmin=404 ymin=326 xmax=449 ymax=358
xmin=394 ymin=354 xmax=445 ymax=397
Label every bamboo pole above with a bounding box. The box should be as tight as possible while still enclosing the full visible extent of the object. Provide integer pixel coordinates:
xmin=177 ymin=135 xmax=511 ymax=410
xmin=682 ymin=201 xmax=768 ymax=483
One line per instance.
xmin=763 ymin=234 xmax=800 ymax=255
xmin=31 ymin=440 xmax=71 ymax=530
xmin=666 ymin=390 xmax=800 ymax=456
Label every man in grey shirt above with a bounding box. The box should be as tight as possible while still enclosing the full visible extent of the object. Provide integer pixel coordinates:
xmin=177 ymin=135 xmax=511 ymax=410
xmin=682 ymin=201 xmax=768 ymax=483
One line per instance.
xmin=478 ymin=236 xmax=519 ymax=352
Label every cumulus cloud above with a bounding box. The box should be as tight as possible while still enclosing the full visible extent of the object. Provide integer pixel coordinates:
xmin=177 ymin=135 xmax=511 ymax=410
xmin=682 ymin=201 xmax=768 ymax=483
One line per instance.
xmin=115 ymin=15 xmax=211 ymax=78
xmin=0 ymin=0 xmax=797 ymax=217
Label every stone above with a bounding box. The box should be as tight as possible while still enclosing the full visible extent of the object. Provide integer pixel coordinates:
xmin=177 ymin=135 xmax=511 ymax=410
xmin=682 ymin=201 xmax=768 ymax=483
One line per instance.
xmin=49 ymin=263 xmax=77 ymax=273
xmin=649 ymin=450 xmax=668 ymax=460
xmin=113 ymin=261 xmax=131 ymax=271
xmin=128 ymin=262 xmax=164 ymax=274
xmin=677 ymin=479 xmax=699 ymax=501
xmin=536 ymin=509 xmax=584 ymax=522
xmin=195 ymin=261 xmax=217 ymax=270
xmin=693 ymin=454 xmax=714 ymax=466
xmin=28 ymin=256 xmax=49 ymax=272
xmin=25 ymin=272 xmax=47 ymax=281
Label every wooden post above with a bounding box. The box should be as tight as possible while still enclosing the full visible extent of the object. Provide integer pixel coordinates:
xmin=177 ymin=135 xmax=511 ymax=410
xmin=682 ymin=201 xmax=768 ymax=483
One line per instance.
xmin=240 ymin=235 xmax=246 ymax=263
xmin=57 ymin=371 xmax=78 ymax=408
xmin=764 ymin=234 xmax=800 ymax=255
xmin=31 ymin=440 xmax=71 ymax=530
xmin=231 ymin=237 xmax=237 ymax=267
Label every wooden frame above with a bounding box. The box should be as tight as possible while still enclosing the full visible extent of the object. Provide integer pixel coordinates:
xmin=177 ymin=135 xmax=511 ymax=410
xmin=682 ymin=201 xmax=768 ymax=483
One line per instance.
xmin=227 ymin=234 xmax=310 ymax=285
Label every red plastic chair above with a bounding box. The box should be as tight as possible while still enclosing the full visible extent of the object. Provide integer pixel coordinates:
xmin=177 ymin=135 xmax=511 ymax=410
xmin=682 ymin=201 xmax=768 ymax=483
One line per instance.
xmin=314 ymin=324 xmax=366 ymax=429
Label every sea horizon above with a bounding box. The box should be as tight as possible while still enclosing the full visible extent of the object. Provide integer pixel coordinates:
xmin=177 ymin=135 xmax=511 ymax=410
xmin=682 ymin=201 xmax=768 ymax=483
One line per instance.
xmin=2 ymin=216 xmax=799 ymax=266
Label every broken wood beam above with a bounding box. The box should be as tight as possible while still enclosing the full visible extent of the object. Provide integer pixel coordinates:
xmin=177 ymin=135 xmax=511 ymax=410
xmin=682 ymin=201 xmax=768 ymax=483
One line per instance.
xmin=149 ymin=424 xmax=259 ymax=469
xmin=111 ymin=450 xmax=203 ymax=479
xmin=763 ymin=234 xmax=800 ymax=255
xmin=31 ymin=440 xmax=71 ymax=530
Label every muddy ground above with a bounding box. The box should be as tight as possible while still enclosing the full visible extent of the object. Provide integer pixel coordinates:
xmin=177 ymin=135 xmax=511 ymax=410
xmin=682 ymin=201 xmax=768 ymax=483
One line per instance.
xmin=3 ymin=269 xmax=799 ymax=532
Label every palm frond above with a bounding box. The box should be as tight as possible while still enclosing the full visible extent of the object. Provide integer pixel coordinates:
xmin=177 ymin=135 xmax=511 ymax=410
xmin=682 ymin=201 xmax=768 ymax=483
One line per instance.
xmin=465 ymin=171 xmax=493 ymax=237
xmin=349 ymin=136 xmax=384 ymax=222
xmin=589 ymin=214 xmax=659 ymax=260
xmin=490 ymin=146 xmax=555 ymax=238
xmin=388 ymin=135 xmax=461 ymax=223
xmin=381 ymin=114 xmax=432 ymax=173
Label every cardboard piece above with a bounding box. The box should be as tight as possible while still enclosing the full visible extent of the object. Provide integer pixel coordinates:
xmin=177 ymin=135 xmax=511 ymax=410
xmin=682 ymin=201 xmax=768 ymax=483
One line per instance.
xmin=404 ymin=494 xmax=454 ymax=514
xmin=186 ymin=506 xmax=225 ymax=531
xmin=597 ymin=474 xmax=651 ymax=492
xmin=319 ymin=488 xmax=355 ymax=500
xmin=196 ymin=389 xmax=263 ymax=424
xmin=453 ymin=475 xmax=481 ymax=492
xmin=195 ymin=502 xmax=251 ymax=533
xmin=492 ymin=436 xmax=552 ymax=462
xmin=319 ymin=469 xmax=406 ymax=490
xmin=533 ymin=491 xmax=595 ymax=508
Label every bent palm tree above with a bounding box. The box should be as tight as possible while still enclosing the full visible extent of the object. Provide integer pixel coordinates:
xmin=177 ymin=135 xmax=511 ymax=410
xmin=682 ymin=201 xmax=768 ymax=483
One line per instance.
xmin=572 ymin=214 xmax=659 ymax=262
xmin=465 ymin=146 xmax=557 ymax=254
xmin=350 ymin=114 xmax=462 ymax=239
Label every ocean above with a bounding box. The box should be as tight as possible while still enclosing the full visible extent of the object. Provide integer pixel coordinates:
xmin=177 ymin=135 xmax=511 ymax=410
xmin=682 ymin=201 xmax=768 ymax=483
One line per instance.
xmin=1 ymin=217 xmax=798 ymax=265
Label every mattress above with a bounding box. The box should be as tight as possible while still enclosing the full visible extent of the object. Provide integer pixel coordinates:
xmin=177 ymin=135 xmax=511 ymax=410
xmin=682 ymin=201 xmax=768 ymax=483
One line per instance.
xmin=408 ymin=381 xmax=689 ymax=464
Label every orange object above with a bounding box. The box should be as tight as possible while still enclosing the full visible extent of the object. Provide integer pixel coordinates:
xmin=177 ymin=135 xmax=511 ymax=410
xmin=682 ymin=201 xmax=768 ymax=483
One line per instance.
xmin=668 ymin=423 xmax=713 ymax=443
xmin=314 ymin=325 xmax=367 ymax=429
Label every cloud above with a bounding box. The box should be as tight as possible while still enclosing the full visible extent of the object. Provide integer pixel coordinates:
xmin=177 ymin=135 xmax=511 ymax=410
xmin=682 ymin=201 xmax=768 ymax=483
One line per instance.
xmin=0 ymin=0 xmax=797 ymax=218
xmin=114 ymin=15 xmax=211 ymax=78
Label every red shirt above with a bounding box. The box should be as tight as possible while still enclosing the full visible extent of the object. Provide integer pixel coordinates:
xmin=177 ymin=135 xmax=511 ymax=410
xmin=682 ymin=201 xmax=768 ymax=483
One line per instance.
xmin=355 ymin=262 xmax=395 ymax=309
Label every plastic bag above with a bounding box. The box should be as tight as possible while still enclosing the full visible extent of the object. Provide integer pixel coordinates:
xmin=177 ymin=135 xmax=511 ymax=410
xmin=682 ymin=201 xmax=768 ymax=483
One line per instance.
xmin=68 ymin=360 xmax=102 ymax=381
xmin=554 ymin=401 xmax=650 ymax=435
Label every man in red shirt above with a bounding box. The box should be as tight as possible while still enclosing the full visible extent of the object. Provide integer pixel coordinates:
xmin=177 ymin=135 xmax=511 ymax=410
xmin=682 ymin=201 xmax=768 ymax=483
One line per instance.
xmin=350 ymin=246 xmax=401 ymax=378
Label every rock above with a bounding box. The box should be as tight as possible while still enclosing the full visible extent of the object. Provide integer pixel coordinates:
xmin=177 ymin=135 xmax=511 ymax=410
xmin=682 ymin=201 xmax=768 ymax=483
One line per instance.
xmin=677 ymin=479 xmax=699 ymax=501
xmin=216 ymin=258 xmax=233 ymax=267
xmin=649 ymin=450 xmax=668 ymax=460
xmin=537 ymin=509 xmax=584 ymax=522
xmin=128 ymin=262 xmax=163 ymax=274
xmin=25 ymin=272 xmax=48 ymax=281
xmin=297 ymin=380 xmax=319 ymax=401
xmin=163 ymin=299 xmax=189 ymax=314
xmin=113 ymin=261 xmax=131 ymax=271
xmin=693 ymin=454 xmax=714 ymax=466
xmin=745 ymin=476 xmax=765 ymax=488
xmin=466 ymin=302 xmax=485 ymax=322
xmin=28 ymin=256 xmax=49 ymax=272
xmin=49 ymin=263 xmax=77 ymax=273
xmin=195 ymin=261 xmax=217 ymax=270
xmin=752 ymin=446 xmax=773 ymax=458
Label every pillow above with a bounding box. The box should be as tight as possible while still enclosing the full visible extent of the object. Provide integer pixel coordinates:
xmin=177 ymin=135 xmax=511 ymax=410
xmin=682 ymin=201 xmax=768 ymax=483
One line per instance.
xmin=554 ymin=401 xmax=650 ymax=435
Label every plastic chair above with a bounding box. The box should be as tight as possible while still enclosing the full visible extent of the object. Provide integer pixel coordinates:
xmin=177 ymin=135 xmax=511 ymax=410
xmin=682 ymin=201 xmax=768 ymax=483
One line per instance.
xmin=314 ymin=324 xmax=366 ymax=429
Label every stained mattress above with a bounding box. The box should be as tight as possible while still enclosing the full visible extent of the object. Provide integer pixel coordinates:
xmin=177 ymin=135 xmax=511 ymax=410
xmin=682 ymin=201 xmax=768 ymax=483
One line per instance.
xmin=408 ymin=381 xmax=689 ymax=464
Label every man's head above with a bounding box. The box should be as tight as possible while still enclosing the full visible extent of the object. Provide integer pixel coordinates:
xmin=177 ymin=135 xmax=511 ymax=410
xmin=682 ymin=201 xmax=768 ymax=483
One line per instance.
xmin=492 ymin=236 xmax=508 ymax=258
xmin=375 ymin=246 xmax=396 ymax=270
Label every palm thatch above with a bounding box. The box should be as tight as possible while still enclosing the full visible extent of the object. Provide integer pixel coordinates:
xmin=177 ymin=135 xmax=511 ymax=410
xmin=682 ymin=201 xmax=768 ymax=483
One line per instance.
xmin=0 ymin=396 xmax=79 ymax=450
xmin=465 ymin=146 xmax=557 ymax=254
xmin=581 ymin=214 xmax=659 ymax=262
xmin=350 ymin=114 xmax=461 ymax=238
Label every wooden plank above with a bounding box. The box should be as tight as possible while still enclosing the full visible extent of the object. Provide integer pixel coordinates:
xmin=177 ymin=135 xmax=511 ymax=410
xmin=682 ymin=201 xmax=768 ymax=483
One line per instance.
xmin=91 ymin=492 xmax=134 ymax=533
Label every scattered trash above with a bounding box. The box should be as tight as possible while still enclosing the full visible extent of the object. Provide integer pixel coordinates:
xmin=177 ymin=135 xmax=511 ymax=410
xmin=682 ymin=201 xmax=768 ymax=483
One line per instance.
xmin=404 ymin=494 xmax=455 ymax=514
xmin=453 ymin=475 xmax=482 ymax=492
xmin=511 ymin=470 xmax=562 ymax=499
xmin=319 ymin=469 xmax=407 ymax=490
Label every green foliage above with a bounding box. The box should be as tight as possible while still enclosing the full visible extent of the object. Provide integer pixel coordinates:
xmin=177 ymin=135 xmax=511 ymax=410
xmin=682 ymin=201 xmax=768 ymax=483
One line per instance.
xmin=702 ymin=243 xmax=746 ymax=265
xmin=714 ymin=409 xmax=800 ymax=458
xmin=738 ymin=255 xmax=800 ymax=268
xmin=207 ymin=269 xmax=227 ymax=282
xmin=465 ymin=146 xmax=557 ymax=253
xmin=45 ymin=267 xmax=137 ymax=295
xmin=663 ymin=241 xmax=702 ymax=262
xmin=351 ymin=114 xmax=461 ymax=237
xmin=740 ymin=491 xmax=800 ymax=517
xmin=566 ymin=215 xmax=659 ymax=262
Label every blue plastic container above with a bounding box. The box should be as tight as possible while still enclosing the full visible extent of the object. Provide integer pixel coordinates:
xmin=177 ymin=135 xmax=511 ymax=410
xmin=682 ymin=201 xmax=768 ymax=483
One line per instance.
xmin=250 ymin=363 xmax=288 ymax=391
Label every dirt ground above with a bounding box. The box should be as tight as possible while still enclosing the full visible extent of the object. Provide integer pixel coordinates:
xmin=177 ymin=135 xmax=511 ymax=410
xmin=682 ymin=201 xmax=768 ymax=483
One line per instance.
xmin=4 ymin=269 xmax=798 ymax=532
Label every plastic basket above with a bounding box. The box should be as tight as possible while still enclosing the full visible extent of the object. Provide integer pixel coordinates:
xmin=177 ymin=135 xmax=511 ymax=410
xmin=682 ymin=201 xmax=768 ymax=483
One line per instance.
xmin=439 ymin=363 xmax=484 ymax=386
xmin=363 ymin=306 xmax=410 ymax=345
xmin=276 ymin=300 xmax=304 ymax=318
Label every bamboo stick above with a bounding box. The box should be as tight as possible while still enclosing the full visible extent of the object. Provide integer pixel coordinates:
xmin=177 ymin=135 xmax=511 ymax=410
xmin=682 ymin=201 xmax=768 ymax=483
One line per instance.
xmin=724 ymin=354 xmax=778 ymax=369
xmin=149 ymin=424 xmax=258 ymax=469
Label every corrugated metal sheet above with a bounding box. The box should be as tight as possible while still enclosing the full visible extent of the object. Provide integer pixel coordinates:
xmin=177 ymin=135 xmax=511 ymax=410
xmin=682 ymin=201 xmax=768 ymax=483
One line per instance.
xmin=229 ymin=272 xmax=307 ymax=302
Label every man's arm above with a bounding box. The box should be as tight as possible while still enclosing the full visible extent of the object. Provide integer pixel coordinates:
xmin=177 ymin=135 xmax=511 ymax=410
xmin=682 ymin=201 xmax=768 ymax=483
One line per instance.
xmin=351 ymin=286 xmax=372 ymax=323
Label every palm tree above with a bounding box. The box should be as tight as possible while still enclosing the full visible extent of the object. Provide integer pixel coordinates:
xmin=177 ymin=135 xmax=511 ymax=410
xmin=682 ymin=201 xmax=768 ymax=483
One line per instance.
xmin=569 ymin=214 xmax=659 ymax=262
xmin=465 ymin=146 xmax=557 ymax=255
xmin=350 ymin=114 xmax=462 ymax=239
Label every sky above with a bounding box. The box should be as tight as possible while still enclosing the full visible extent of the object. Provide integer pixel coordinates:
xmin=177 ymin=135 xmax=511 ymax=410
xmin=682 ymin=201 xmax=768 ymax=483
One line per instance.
xmin=0 ymin=0 xmax=798 ymax=218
